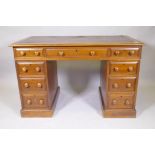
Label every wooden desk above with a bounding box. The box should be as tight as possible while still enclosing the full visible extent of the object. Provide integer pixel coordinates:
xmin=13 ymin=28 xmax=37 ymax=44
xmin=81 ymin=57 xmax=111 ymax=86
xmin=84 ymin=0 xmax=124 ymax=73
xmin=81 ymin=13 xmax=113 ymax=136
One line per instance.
xmin=11 ymin=36 xmax=143 ymax=118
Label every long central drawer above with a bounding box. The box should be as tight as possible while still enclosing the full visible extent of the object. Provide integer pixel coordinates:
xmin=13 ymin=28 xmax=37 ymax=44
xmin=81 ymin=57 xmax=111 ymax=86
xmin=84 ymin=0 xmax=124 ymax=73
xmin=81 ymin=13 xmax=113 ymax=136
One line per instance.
xmin=45 ymin=47 xmax=109 ymax=59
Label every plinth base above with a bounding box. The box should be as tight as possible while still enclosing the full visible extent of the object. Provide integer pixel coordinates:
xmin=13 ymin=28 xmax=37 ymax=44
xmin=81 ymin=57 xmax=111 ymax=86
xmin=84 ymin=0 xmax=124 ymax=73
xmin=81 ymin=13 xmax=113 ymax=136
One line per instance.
xmin=21 ymin=87 xmax=60 ymax=117
xmin=99 ymin=86 xmax=136 ymax=118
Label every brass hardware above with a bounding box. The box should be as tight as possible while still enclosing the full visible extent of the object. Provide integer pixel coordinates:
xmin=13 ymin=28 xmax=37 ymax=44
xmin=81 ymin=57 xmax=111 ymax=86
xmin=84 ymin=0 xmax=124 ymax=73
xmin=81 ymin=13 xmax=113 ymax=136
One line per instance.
xmin=34 ymin=51 xmax=40 ymax=56
xmin=39 ymin=99 xmax=44 ymax=105
xmin=125 ymin=100 xmax=130 ymax=105
xmin=114 ymin=50 xmax=120 ymax=56
xmin=113 ymin=83 xmax=118 ymax=88
xmin=127 ymin=83 xmax=132 ymax=88
xmin=27 ymin=99 xmax=32 ymax=105
xmin=37 ymin=83 xmax=42 ymax=88
xmin=114 ymin=67 xmax=119 ymax=72
xmin=22 ymin=67 xmax=28 ymax=72
xmin=35 ymin=67 xmax=41 ymax=72
xmin=58 ymin=51 xmax=64 ymax=56
xmin=128 ymin=66 xmax=133 ymax=72
xmin=90 ymin=51 xmax=96 ymax=56
xmin=24 ymin=82 xmax=29 ymax=88
xmin=20 ymin=51 xmax=26 ymax=56
xmin=129 ymin=50 xmax=135 ymax=56
xmin=112 ymin=99 xmax=117 ymax=105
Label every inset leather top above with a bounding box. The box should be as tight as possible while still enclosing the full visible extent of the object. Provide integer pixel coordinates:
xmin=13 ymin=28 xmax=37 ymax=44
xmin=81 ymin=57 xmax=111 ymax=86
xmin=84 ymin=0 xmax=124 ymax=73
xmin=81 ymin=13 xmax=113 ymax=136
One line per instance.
xmin=10 ymin=36 xmax=143 ymax=47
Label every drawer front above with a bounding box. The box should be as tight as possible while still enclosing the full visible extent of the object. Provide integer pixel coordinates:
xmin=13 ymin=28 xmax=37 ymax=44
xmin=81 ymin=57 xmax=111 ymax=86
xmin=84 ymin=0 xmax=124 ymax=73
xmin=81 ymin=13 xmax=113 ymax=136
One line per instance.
xmin=46 ymin=48 xmax=108 ymax=59
xmin=22 ymin=94 xmax=48 ymax=109
xmin=110 ymin=48 xmax=140 ymax=59
xmin=108 ymin=94 xmax=134 ymax=109
xmin=78 ymin=48 xmax=108 ymax=58
xmin=108 ymin=78 xmax=136 ymax=92
xmin=14 ymin=48 xmax=44 ymax=58
xmin=16 ymin=61 xmax=45 ymax=76
xmin=20 ymin=78 xmax=47 ymax=92
xmin=109 ymin=62 xmax=138 ymax=76
xmin=46 ymin=48 xmax=76 ymax=57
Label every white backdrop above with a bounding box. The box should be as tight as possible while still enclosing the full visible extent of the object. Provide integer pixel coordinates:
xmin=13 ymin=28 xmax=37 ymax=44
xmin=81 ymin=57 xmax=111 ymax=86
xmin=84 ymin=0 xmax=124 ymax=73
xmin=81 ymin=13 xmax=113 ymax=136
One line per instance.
xmin=0 ymin=26 xmax=155 ymax=128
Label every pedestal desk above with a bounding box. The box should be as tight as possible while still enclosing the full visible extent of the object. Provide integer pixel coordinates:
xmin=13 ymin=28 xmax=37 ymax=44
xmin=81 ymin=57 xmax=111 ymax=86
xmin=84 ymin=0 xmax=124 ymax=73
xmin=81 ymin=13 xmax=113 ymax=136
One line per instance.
xmin=10 ymin=36 xmax=143 ymax=118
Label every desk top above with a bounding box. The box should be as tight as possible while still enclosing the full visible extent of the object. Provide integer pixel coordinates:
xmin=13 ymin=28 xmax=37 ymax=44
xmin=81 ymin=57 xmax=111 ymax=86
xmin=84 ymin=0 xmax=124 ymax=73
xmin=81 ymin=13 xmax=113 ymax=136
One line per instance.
xmin=11 ymin=36 xmax=143 ymax=47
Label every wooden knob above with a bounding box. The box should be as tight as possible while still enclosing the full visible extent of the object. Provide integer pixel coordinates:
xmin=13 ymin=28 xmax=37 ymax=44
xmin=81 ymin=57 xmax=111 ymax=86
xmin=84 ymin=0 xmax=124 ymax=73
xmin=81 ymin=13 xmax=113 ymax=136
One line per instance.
xmin=112 ymin=83 xmax=118 ymax=88
xmin=90 ymin=51 xmax=96 ymax=56
xmin=125 ymin=100 xmax=130 ymax=105
xmin=37 ymin=83 xmax=42 ymax=88
xmin=58 ymin=51 xmax=64 ymax=56
xmin=114 ymin=50 xmax=120 ymax=56
xmin=126 ymin=83 xmax=132 ymax=88
xmin=27 ymin=99 xmax=32 ymax=105
xmin=129 ymin=50 xmax=135 ymax=56
xmin=34 ymin=51 xmax=40 ymax=56
xmin=24 ymin=82 xmax=29 ymax=88
xmin=113 ymin=67 xmax=119 ymax=72
xmin=112 ymin=99 xmax=117 ymax=105
xmin=35 ymin=67 xmax=41 ymax=72
xmin=20 ymin=51 xmax=26 ymax=56
xmin=128 ymin=66 xmax=134 ymax=72
xmin=22 ymin=67 xmax=28 ymax=72
xmin=39 ymin=99 xmax=44 ymax=105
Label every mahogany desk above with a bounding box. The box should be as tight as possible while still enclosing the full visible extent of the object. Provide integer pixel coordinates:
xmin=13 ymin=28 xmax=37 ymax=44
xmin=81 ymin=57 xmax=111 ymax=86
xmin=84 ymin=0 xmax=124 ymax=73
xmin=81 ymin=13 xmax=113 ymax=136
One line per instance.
xmin=11 ymin=36 xmax=143 ymax=118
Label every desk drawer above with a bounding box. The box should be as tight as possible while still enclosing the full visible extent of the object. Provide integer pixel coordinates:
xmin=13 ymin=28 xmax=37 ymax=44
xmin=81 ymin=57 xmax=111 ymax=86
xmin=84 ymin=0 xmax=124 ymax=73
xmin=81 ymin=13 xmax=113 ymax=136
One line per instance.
xmin=22 ymin=93 xmax=48 ymax=109
xmin=46 ymin=48 xmax=76 ymax=57
xmin=78 ymin=48 xmax=108 ymax=57
xmin=14 ymin=48 xmax=44 ymax=58
xmin=108 ymin=77 xmax=136 ymax=92
xmin=20 ymin=77 xmax=47 ymax=92
xmin=108 ymin=94 xmax=134 ymax=109
xmin=109 ymin=61 xmax=138 ymax=76
xmin=110 ymin=48 xmax=140 ymax=59
xmin=46 ymin=48 xmax=108 ymax=58
xmin=16 ymin=61 xmax=45 ymax=76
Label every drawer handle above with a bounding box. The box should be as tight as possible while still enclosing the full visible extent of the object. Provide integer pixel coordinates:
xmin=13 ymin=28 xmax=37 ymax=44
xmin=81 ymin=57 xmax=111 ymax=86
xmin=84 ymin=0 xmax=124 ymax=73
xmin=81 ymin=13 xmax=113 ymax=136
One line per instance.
xmin=58 ymin=51 xmax=64 ymax=56
xmin=128 ymin=66 xmax=134 ymax=72
xmin=35 ymin=67 xmax=41 ymax=72
xmin=114 ymin=50 xmax=120 ymax=56
xmin=90 ymin=51 xmax=96 ymax=56
xmin=27 ymin=99 xmax=32 ymax=105
xmin=113 ymin=67 xmax=119 ymax=72
xmin=34 ymin=51 xmax=40 ymax=56
xmin=129 ymin=50 xmax=135 ymax=56
xmin=24 ymin=82 xmax=29 ymax=88
xmin=20 ymin=51 xmax=26 ymax=56
xmin=37 ymin=83 xmax=42 ymax=88
xmin=126 ymin=83 xmax=132 ymax=88
xmin=22 ymin=67 xmax=28 ymax=72
xmin=112 ymin=99 xmax=117 ymax=105
xmin=39 ymin=99 xmax=44 ymax=105
xmin=125 ymin=99 xmax=130 ymax=105
xmin=112 ymin=83 xmax=118 ymax=88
